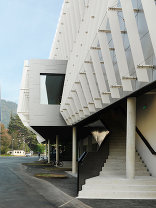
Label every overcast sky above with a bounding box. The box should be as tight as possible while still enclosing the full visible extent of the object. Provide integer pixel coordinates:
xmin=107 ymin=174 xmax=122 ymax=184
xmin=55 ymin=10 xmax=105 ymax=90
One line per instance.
xmin=0 ymin=0 xmax=63 ymax=103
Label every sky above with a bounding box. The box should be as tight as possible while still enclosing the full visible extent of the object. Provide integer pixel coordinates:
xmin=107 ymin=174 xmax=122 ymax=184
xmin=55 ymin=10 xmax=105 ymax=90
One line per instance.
xmin=0 ymin=0 xmax=64 ymax=103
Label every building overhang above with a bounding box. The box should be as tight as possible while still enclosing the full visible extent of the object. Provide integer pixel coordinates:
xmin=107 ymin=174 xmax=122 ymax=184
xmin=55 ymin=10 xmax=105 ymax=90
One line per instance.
xmin=18 ymin=59 xmax=68 ymax=142
xmin=76 ymin=80 xmax=156 ymax=128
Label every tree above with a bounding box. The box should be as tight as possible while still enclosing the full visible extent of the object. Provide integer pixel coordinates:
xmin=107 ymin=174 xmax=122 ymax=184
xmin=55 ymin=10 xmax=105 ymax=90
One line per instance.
xmin=0 ymin=123 xmax=11 ymax=154
xmin=8 ymin=114 xmax=38 ymax=152
xmin=36 ymin=144 xmax=45 ymax=154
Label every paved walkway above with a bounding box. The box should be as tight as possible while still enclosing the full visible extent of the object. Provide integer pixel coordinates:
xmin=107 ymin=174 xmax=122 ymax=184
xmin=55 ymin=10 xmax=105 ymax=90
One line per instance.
xmin=1 ymin=156 xmax=156 ymax=208
xmin=0 ymin=157 xmax=90 ymax=208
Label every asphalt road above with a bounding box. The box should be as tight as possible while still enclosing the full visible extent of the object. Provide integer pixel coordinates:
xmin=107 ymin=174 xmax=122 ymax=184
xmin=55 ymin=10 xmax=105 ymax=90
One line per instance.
xmin=0 ymin=156 xmax=91 ymax=208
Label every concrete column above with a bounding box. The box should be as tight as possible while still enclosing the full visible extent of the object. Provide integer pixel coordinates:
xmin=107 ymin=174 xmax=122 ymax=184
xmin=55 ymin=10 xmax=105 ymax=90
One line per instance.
xmin=126 ymin=97 xmax=136 ymax=179
xmin=72 ymin=127 xmax=77 ymax=174
xmin=56 ymin=135 xmax=59 ymax=164
xmin=48 ymin=139 xmax=51 ymax=164
xmin=45 ymin=142 xmax=47 ymax=159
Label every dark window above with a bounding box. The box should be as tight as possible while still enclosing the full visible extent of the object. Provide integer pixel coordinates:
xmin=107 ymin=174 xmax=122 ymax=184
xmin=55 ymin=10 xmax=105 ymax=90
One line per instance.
xmin=40 ymin=74 xmax=65 ymax=105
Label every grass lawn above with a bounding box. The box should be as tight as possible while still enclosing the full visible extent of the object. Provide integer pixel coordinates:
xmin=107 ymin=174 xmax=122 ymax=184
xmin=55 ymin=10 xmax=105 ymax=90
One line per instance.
xmin=0 ymin=154 xmax=14 ymax=157
xmin=34 ymin=173 xmax=68 ymax=178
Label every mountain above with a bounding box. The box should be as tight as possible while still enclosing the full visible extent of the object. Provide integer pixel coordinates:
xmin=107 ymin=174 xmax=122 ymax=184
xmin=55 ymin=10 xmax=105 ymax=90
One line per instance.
xmin=1 ymin=99 xmax=17 ymax=128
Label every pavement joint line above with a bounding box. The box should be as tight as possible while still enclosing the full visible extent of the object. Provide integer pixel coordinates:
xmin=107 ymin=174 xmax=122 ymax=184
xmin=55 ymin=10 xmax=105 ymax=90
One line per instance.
xmin=58 ymin=198 xmax=92 ymax=208
xmin=58 ymin=198 xmax=76 ymax=207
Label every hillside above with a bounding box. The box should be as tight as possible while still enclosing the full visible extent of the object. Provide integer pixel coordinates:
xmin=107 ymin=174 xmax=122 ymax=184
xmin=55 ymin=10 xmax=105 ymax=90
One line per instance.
xmin=1 ymin=99 xmax=17 ymax=128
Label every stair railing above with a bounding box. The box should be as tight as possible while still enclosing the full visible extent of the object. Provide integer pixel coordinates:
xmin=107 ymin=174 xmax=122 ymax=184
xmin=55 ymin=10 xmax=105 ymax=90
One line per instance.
xmin=136 ymin=127 xmax=156 ymax=155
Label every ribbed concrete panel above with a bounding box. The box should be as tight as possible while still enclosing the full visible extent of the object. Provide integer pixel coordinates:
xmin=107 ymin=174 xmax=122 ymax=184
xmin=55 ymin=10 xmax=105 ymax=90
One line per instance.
xmin=120 ymin=0 xmax=149 ymax=82
xmin=63 ymin=109 xmax=72 ymax=125
xmin=78 ymin=0 xmax=85 ymax=20
xmin=73 ymin=0 xmax=81 ymax=31
xmin=141 ymin=0 xmax=156 ymax=57
xmin=71 ymin=91 xmax=85 ymax=119
xmin=79 ymin=73 xmax=96 ymax=113
xmin=69 ymin=1 xmax=76 ymax=42
xmin=68 ymin=98 xmax=80 ymax=121
xmin=108 ymin=5 xmax=133 ymax=91
xmin=62 ymin=24 xmax=68 ymax=59
xmin=98 ymin=32 xmax=120 ymax=98
xmin=84 ymin=63 xmax=103 ymax=109
xmin=71 ymin=0 xmax=78 ymax=35
xmin=90 ymin=50 xmax=110 ymax=104
xmin=69 ymin=95 xmax=81 ymax=120
xmin=75 ymin=83 xmax=90 ymax=116
xmin=66 ymin=11 xmax=72 ymax=53
xmin=61 ymin=110 xmax=70 ymax=125
xmin=66 ymin=105 xmax=75 ymax=124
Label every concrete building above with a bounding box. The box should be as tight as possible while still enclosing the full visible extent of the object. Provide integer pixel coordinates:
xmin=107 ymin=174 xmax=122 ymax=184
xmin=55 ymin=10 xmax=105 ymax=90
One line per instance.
xmin=18 ymin=0 xmax=156 ymax=199
xmin=7 ymin=150 xmax=25 ymax=156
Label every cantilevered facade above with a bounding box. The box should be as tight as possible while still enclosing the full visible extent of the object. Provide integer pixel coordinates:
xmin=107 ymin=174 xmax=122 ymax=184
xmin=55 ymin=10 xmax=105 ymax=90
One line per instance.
xmin=18 ymin=0 xmax=156 ymax=199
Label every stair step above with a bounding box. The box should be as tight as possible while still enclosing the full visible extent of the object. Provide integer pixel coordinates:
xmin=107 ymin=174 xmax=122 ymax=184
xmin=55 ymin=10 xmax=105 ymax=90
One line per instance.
xmin=110 ymin=138 xmax=126 ymax=140
xmin=85 ymin=176 xmax=156 ymax=185
xmin=100 ymin=169 xmax=150 ymax=174
xmin=102 ymin=166 xmax=148 ymax=171
xmin=109 ymin=149 xmax=126 ymax=151
xmin=104 ymin=161 xmax=146 ymax=166
xmin=82 ymin=184 xmax=156 ymax=192
xmin=110 ymin=141 xmax=126 ymax=143
xmin=100 ymin=172 xmax=150 ymax=176
xmin=110 ymin=142 xmax=126 ymax=144
xmin=108 ymin=153 xmax=127 ymax=155
xmin=110 ymin=140 xmax=126 ymax=141
xmin=109 ymin=151 xmax=126 ymax=154
xmin=109 ymin=145 xmax=126 ymax=147
xmin=78 ymin=190 xmax=156 ymax=199
xmin=107 ymin=156 xmax=141 ymax=160
xmin=104 ymin=161 xmax=144 ymax=166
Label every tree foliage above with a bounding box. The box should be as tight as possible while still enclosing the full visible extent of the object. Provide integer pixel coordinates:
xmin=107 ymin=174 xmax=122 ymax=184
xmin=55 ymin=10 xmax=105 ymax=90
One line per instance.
xmin=36 ymin=144 xmax=45 ymax=154
xmin=8 ymin=114 xmax=39 ymax=153
xmin=0 ymin=123 xmax=12 ymax=154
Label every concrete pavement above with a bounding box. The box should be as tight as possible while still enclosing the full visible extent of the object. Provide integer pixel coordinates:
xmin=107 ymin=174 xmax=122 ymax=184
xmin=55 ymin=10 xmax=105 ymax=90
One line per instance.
xmin=1 ymin=156 xmax=156 ymax=208
xmin=0 ymin=156 xmax=91 ymax=208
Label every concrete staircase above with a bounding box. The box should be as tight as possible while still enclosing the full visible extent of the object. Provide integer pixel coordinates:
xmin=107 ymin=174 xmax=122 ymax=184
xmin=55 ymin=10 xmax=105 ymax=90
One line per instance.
xmin=78 ymin=135 xmax=156 ymax=199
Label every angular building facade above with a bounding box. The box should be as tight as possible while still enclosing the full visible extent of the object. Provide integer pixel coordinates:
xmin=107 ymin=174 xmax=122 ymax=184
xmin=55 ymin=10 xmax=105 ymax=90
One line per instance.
xmin=18 ymin=0 xmax=156 ymax=199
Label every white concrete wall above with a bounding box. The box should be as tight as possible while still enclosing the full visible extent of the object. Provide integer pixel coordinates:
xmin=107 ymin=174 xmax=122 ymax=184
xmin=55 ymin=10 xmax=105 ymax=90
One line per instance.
xmin=136 ymin=94 xmax=156 ymax=176
xmin=28 ymin=59 xmax=67 ymax=127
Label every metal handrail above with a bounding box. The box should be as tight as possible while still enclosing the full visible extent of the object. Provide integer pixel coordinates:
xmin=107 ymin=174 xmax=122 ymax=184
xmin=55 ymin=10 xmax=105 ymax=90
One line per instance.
xmin=136 ymin=127 xmax=156 ymax=155
xmin=78 ymin=151 xmax=87 ymax=163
